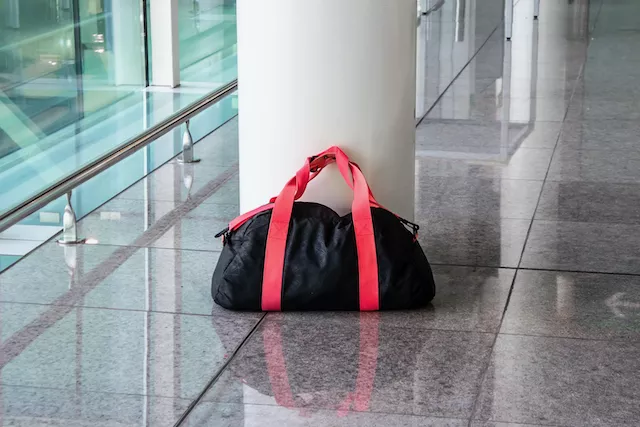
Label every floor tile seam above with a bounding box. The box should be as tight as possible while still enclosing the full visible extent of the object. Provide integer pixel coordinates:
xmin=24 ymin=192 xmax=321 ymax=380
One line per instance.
xmin=416 ymin=176 xmax=547 ymax=185
xmin=569 ymin=92 xmax=640 ymax=102
xmin=79 ymin=241 xmax=225 ymax=253
xmin=174 ymin=313 xmax=268 ymax=427
xmin=516 ymin=63 xmax=586 ymax=271
xmin=530 ymin=216 xmax=640 ymax=228
xmin=83 ymin=211 xmax=234 ymax=223
xmin=263 ymin=317 xmax=499 ymax=335
xmin=549 ymin=147 xmax=640 ymax=155
xmin=557 ymin=117 xmax=640 ymax=124
xmin=416 ymin=25 xmax=501 ymax=128
xmin=418 ymin=118 xmax=568 ymax=127
xmin=415 ymin=174 xmax=549 ymax=182
xmin=564 ymin=115 xmax=640 ymax=123
xmin=0 ymin=381 xmax=192 ymax=401
xmin=57 ymin=242 xmax=223 ymax=255
xmin=0 ymin=236 xmax=55 ymax=243
xmin=589 ymin=0 xmax=606 ymax=33
xmin=429 ymin=262 xmax=519 ymax=269
xmin=515 ymin=266 xmax=640 ymax=278
xmin=429 ymin=262 xmax=517 ymax=271
xmin=0 ymin=298 xmax=244 ymax=319
xmin=416 ymin=147 xmax=554 ymax=154
xmin=544 ymin=177 xmax=640 ymax=185
xmin=496 ymin=331 xmax=640 ymax=345
xmin=422 ymin=215 xmax=538 ymax=222
xmin=114 ymin=196 xmax=239 ymax=206
xmin=188 ymin=396 xmax=472 ymax=422
xmin=429 ymin=263 xmax=640 ymax=279
xmin=466 ymin=268 xmax=520 ymax=426
xmin=471 ymin=416 xmax=569 ymax=427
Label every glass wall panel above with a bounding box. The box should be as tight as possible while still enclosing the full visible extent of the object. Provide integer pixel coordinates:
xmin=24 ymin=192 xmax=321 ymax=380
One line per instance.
xmin=178 ymin=0 xmax=238 ymax=84
xmin=0 ymin=0 xmax=239 ymax=271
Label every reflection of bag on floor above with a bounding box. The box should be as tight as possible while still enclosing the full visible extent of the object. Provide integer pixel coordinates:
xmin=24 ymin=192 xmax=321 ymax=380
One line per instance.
xmin=212 ymin=146 xmax=436 ymax=311
xmin=211 ymin=314 xmax=421 ymax=417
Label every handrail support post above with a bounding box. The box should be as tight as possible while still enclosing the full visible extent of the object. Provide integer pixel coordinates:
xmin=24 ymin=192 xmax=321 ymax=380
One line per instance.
xmin=178 ymin=120 xmax=201 ymax=164
xmin=57 ymin=191 xmax=86 ymax=246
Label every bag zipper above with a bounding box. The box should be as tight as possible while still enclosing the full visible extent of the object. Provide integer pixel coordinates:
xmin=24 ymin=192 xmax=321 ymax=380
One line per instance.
xmin=216 ymin=212 xmax=420 ymax=242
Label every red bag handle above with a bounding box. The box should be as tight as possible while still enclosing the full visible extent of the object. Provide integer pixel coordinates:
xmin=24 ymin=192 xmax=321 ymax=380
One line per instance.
xmin=262 ymin=147 xmax=380 ymax=311
xmin=271 ymin=148 xmax=382 ymax=209
xmin=263 ymin=314 xmax=379 ymax=414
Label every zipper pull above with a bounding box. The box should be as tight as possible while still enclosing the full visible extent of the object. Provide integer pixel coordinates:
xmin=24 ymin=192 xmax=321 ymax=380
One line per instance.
xmin=215 ymin=227 xmax=229 ymax=239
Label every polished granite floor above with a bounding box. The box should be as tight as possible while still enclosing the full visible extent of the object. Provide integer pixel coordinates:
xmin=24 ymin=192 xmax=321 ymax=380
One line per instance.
xmin=2 ymin=0 xmax=640 ymax=426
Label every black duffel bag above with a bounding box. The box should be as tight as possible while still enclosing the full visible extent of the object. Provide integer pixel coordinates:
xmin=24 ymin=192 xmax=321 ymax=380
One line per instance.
xmin=211 ymin=146 xmax=436 ymax=311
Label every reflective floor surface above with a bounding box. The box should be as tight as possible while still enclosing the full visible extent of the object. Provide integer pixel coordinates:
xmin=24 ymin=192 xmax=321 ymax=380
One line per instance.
xmin=2 ymin=0 xmax=640 ymax=425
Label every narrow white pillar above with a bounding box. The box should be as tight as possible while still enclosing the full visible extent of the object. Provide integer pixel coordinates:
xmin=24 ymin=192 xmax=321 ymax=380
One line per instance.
xmin=237 ymin=0 xmax=418 ymax=220
xmin=150 ymin=0 xmax=180 ymax=87
xmin=111 ymin=0 xmax=145 ymax=86
xmin=5 ymin=0 xmax=20 ymax=29
xmin=420 ymin=0 xmax=429 ymax=14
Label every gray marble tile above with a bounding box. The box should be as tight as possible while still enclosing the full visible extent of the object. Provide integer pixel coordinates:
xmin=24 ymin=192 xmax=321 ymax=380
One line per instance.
xmin=184 ymin=402 xmax=469 ymax=426
xmin=521 ymin=220 xmax=640 ymax=274
xmin=416 ymin=176 xmax=543 ymax=220
xmin=535 ymin=181 xmax=640 ymax=224
xmin=117 ymin=161 xmax=235 ymax=204
xmin=0 ymin=385 xmax=191 ymax=427
xmin=572 ymin=81 xmax=640 ymax=102
xmin=502 ymin=270 xmax=640 ymax=341
xmin=0 ymin=302 xmax=260 ymax=399
xmin=547 ymin=146 xmax=640 ymax=184
xmin=416 ymin=121 xmax=562 ymax=151
xmin=556 ymin=119 xmax=640 ymax=154
xmin=189 ymin=117 xmax=239 ymax=167
xmin=201 ymin=319 xmax=495 ymax=419
xmin=424 ymin=266 xmax=514 ymax=332
xmin=426 ymin=97 xmax=569 ymax=122
xmin=418 ymin=217 xmax=530 ymax=268
xmin=77 ymin=196 xmax=238 ymax=252
xmin=267 ymin=267 xmax=514 ymax=333
xmin=474 ymin=334 xmax=640 ymax=426
xmin=0 ymin=243 xmax=249 ymax=318
xmin=566 ymin=97 xmax=640 ymax=121
xmin=417 ymin=148 xmax=553 ymax=181
xmin=518 ymin=123 xmax=563 ymax=149
xmin=482 ymin=76 xmax=580 ymax=101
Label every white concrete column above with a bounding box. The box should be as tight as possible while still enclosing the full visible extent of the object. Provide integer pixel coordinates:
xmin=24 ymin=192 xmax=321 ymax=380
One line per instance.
xmin=237 ymin=0 xmax=418 ymax=220
xmin=149 ymin=0 xmax=180 ymax=87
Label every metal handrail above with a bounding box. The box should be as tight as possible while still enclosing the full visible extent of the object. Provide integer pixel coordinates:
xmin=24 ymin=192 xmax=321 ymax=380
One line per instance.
xmin=0 ymin=79 xmax=238 ymax=233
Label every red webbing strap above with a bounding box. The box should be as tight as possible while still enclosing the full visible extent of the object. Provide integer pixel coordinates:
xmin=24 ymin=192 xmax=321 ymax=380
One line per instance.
xmin=262 ymin=147 xmax=380 ymax=311
xmin=262 ymin=177 xmax=297 ymax=311
xmin=349 ymin=163 xmax=380 ymax=311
